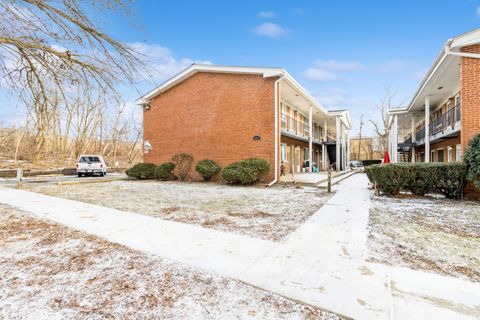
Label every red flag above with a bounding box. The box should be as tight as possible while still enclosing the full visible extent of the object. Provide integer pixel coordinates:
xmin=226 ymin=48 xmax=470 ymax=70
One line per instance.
xmin=383 ymin=151 xmax=390 ymax=164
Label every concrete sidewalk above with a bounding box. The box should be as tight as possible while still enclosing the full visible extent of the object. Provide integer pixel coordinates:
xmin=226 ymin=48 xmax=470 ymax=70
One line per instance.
xmin=0 ymin=176 xmax=479 ymax=320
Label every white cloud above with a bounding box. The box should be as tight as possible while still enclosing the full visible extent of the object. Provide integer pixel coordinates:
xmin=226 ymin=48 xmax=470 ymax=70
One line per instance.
xmin=304 ymin=59 xmax=364 ymax=81
xmin=253 ymin=22 xmax=288 ymax=38
xmin=128 ymin=42 xmax=212 ymax=83
xmin=257 ymin=11 xmax=275 ymax=18
xmin=292 ymin=8 xmax=304 ymax=15
xmin=476 ymin=6 xmax=480 ymax=16
xmin=312 ymin=60 xmax=365 ymax=72
xmin=303 ymin=68 xmax=339 ymax=81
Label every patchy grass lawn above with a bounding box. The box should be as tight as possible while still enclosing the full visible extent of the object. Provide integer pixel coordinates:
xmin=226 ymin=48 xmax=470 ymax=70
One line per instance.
xmin=0 ymin=204 xmax=343 ymax=320
xmin=366 ymin=196 xmax=480 ymax=282
xmin=30 ymin=181 xmax=330 ymax=241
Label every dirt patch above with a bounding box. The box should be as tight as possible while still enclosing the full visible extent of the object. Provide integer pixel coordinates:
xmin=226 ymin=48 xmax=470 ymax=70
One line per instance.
xmin=0 ymin=204 xmax=343 ymax=319
xmin=366 ymin=196 xmax=480 ymax=282
xmin=30 ymin=180 xmax=331 ymax=241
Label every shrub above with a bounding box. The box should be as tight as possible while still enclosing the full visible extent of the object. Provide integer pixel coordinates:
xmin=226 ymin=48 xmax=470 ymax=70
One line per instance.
xmin=155 ymin=162 xmax=175 ymax=181
xmin=367 ymin=164 xmax=405 ymax=196
xmin=195 ymin=159 xmax=221 ymax=181
xmin=125 ymin=163 xmax=157 ymax=180
xmin=221 ymin=162 xmax=258 ymax=184
xmin=367 ymin=163 xmax=466 ymax=198
xmin=464 ymin=133 xmax=480 ymax=190
xmin=171 ymin=153 xmax=193 ymax=181
xmin=436 ymin=163 xmax=467 ymax=199
xmin=403 ymin=163 xmax=438 ymax=196
xmin=241 ymin=158 xmax=270 ymax=177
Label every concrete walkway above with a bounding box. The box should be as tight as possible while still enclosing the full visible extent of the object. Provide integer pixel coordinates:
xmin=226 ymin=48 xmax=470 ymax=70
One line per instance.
xmin=0 ymin=175 xmax=479 ymax=320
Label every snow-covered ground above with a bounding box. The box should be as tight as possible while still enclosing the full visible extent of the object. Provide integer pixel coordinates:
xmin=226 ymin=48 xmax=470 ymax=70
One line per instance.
xmin=30 ymin=181 xmax=331 ymax=241
xmin=0 ymin=204 xmax=343 ymax=320
xmin=366 ymin=196 xmax=480 ymax=282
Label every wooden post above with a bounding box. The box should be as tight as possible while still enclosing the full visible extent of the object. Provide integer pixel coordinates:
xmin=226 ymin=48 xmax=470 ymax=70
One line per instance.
xmin=16 ymin=168 xmax=23 ymax=189
xmin=327 ymin=166 xmax=332 ymax=193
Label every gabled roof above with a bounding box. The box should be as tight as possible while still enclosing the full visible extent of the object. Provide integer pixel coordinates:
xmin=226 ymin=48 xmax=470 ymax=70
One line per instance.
xmin=136 ymin=64 xmax=284 ymax=104
xmin=136 ymin=64 xmax=330 ymax=116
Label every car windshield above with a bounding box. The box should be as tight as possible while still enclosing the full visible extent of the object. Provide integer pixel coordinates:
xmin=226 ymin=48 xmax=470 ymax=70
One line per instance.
xmin=79 ymin=156 xmax=100 ymax=163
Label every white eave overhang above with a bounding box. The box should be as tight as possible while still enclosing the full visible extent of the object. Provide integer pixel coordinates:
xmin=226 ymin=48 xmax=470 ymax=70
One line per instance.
xmin=404 ymin=28 xmax=480 ymax=113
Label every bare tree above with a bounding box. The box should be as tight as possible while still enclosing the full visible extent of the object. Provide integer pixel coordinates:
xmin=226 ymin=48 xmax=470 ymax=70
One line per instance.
xmin=370 ymin=88 xmax=396 ymax=153
xmin=0 ymin=0 xmax=147 ymax=160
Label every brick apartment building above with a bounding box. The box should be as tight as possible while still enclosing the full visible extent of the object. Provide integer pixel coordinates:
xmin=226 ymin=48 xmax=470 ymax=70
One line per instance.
xmin=137 ymin=64 xmax=351 ymax=182
xmin=388 ymin=29 xmax=480 ymax=165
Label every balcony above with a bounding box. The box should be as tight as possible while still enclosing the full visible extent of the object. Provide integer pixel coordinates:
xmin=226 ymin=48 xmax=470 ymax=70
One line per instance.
xmin=281 ymin=113 xmax=326 ymax=142
xmin=404 ymin=104 xmax=461 ymax=145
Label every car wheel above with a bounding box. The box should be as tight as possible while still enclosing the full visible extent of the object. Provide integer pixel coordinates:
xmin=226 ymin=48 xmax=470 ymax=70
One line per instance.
xmin=78 ymin=173 xmax=82 ymax=177
xmin=99 ymin=172 xmax=104 ymax=177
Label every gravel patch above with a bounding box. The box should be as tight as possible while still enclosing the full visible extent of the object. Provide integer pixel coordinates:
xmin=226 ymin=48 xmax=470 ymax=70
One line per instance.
xmin=0 ymin=204 xmax=343 ymax=320
xmin=30 ymin=181 xmax=331 ymax=241
xmin=366 ymin=196 xmax=480 ymax=282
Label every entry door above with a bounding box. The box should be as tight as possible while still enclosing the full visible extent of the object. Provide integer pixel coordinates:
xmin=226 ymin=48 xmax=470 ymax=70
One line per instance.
xmin=437 ymin=149 xmax=444 ymax=162
xmin=290 ymin=145 xmax=295 ymax=174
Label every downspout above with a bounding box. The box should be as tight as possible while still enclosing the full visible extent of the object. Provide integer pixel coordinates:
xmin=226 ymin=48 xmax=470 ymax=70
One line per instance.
xmin=267 ymin=73 xmax=286 ymax=187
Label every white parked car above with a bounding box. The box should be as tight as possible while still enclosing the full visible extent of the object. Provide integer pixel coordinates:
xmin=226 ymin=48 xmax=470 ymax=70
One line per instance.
xmin=77 ymin=155 xmax=107 ymax=177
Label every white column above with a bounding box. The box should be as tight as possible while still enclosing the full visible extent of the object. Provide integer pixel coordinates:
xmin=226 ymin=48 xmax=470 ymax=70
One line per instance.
xmin=346 ymin=129 xmax=350 ymax=167
xmin=335 ymin=116 xmax=341 ymax=172
xmin=322 ymin=118 xmax=327 ymax=170
xmin=411 ymin=115 xmax=416 ymax=163
xmin=308 ymin=106 xmax=313 ymax=172
xmin=392 ymin=114 xmax=398 ymax=163
xmin=424 ymin=96 xmax=430 ymax=162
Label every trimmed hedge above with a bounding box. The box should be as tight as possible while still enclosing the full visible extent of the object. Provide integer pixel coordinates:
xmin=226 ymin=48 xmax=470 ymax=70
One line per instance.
xmin=464 ymin=133 xmax=480 ymax=190
xmin=155 ymin=162 xmax=175 ymax=181
xmin=195 ymin=159 xmax=221 ymax=181
xmin=365 ymin=163 xmax=467 ymax=199
xmin=125 ymin=163 xmax=157 ymax=180
xmin=221 ymin=158 xmax=270 ymax=185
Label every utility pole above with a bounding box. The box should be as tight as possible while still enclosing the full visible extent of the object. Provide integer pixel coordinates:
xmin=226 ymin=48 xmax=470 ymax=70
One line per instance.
xmin=357 ymin=114 xmax=364 ymax=160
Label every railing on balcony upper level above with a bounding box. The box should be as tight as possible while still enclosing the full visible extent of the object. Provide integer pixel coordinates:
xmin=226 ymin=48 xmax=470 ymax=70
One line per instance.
xmin=405 ymin=104 xmax=461 ymax=145
xmin=281 ymin=113 xmax=328 ymax=142
xmin=281 ymin=113 xmax=310 ymax=139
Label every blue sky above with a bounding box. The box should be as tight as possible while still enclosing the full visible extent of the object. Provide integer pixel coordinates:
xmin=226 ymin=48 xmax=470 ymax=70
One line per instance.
xmin=2 ymin=0 xmax=480 ymax=135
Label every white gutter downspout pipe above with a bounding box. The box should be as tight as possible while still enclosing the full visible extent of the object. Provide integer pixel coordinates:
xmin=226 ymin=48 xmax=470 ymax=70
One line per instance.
xmin=268 ymin=73 xmax=286 ymax=187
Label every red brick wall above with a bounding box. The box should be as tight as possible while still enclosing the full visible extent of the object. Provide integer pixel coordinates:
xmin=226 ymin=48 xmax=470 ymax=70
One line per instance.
xmin=461 ymin=44 xmax=480 ymax=151
xmin=143 ymin=72 xmax=277 ymax=181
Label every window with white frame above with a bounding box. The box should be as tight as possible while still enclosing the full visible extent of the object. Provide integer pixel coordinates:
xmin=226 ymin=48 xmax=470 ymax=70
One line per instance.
xmin=447 ymin=146 xmax=453 ymax=162
xmin=455 ymin=94 xmax=460 ymax=107
xmin=456 ymin=144 xmax=462 ymax=161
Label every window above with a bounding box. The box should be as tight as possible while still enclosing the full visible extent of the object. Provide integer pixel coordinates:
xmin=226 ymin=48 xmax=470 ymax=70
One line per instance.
xmin=79 ymin=156 xmax=100 ymax=163
xmin=431 ymin=150 xmax=435 ymax=162
xmin=280 ymin=144 xmax=287 ymax=162
xmin=281 ymin=103 xmax=287 ymax=129
xmin=437 ymin=149 xmax=444 ymax=162
xmin=447 ymin=146 xmax=453 ymax=162
xmin=454 ymin=94 xmax=460 ymax=107
xmin=304 ymin=148 xmax=309 ymax=161
xmin=456 ymin=144 xmax=462 ymax=161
